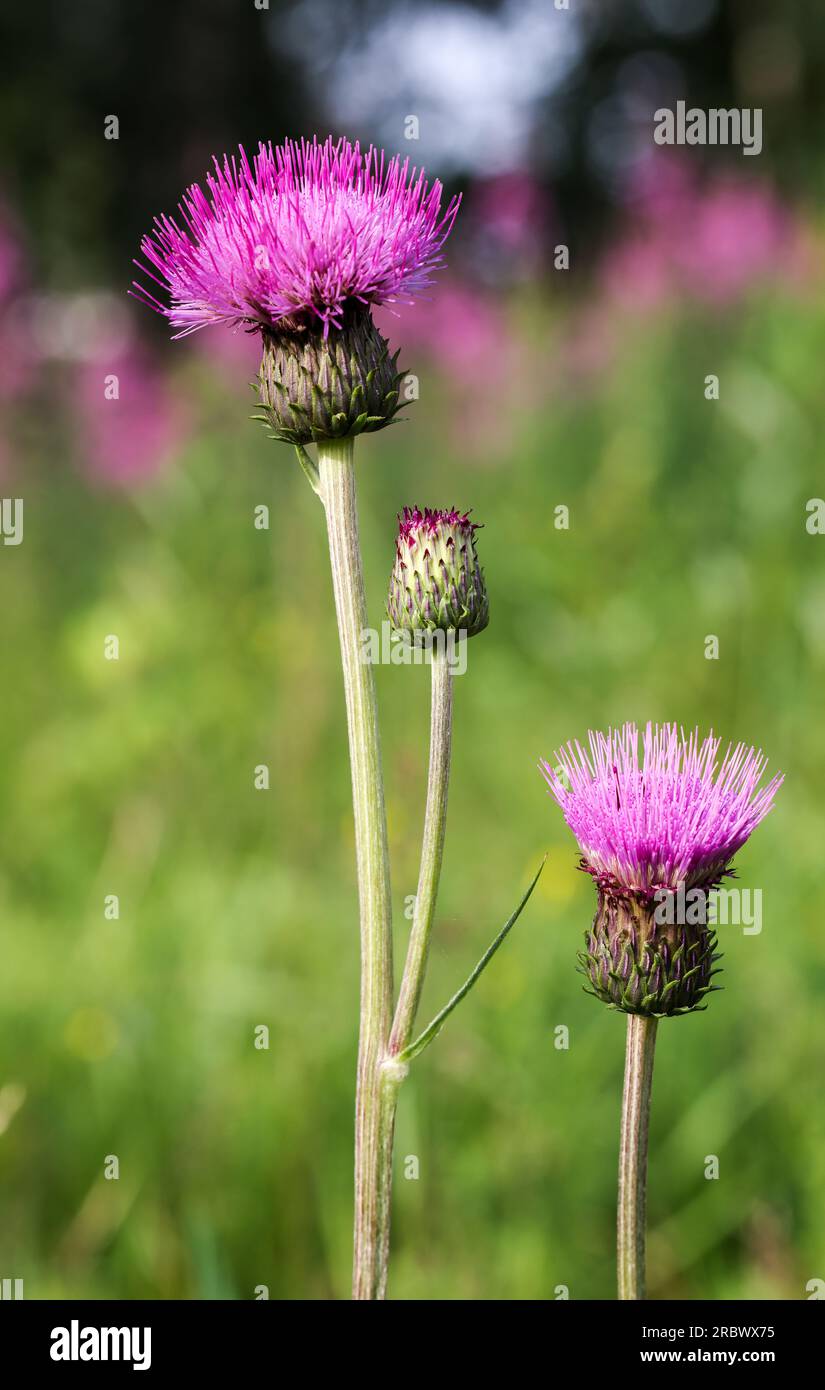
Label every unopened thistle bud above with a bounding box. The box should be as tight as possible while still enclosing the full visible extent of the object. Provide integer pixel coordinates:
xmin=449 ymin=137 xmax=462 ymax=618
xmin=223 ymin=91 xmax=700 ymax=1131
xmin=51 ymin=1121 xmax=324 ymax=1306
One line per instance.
xmin=388 ymin=507 xmax=489 ymax=640
xmin=541 ymin=723 xmax=783 ymax=1019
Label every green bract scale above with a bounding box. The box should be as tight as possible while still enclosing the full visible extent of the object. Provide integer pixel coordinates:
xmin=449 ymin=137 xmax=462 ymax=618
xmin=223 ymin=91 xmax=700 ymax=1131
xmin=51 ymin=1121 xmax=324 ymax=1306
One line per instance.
xmin=388 ymin=507 xmax=489 ymax=639
xmin=256 ymin=308 xmax=406 ymax=445
xmin=580 ymin=889 xmax=721 ymax=1018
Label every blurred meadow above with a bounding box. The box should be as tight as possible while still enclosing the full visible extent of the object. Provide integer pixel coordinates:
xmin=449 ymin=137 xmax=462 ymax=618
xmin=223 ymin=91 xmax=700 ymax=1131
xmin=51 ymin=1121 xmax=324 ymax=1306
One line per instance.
xmin=1 ymin=0 xmax=824 ymax=1299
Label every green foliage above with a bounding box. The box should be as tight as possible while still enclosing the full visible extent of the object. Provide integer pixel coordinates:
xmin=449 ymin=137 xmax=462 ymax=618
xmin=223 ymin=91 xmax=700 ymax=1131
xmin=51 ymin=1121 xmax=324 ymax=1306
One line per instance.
xmin=1 ymin=284 xmax=824 ymax=1300
xmin=399 ymin=857 xmax=545 ymax=1063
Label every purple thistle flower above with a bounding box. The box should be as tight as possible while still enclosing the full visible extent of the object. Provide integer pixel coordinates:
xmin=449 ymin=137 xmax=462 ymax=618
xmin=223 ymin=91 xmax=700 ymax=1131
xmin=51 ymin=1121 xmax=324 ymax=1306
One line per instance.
xmin=133 ymin=137 xmax=461 ymax=339
xmin=541 ymin=722 xmax=782 ymax=900
xmin=541 ymin=723 xmax=782 ymax=1018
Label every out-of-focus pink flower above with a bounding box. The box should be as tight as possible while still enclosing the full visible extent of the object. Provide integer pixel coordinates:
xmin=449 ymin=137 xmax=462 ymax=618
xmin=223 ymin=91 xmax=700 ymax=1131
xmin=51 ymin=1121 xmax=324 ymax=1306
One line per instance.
xmin=0 ymin=434 xmax=15 ymax=481
xmin=602 ymin=153 xmax=813 ymax=309
xmin=375 ymin=278 xmax=526 ymax=459
xmin=622 ymin=152 xmax=696 ymax=230
xmin=562 ymin=304 xmax=619 ymax=384
xmin=601 ymin=235 xmax=674 ymax=311
xmin=74 ymin=347 xmax=188 ymax=485
xmin=674 ymin=180 xmax=791 ymax=301
xmin=192 ymin=321 xmax=261 ymax=389
xmin=375 ymin=279 xmax=507 ymax=388
xmin=0 ymin=203 xmax=40 ymax=403
xmin=468 ymin=171 xmax=551 ymax=279
xmin=0 ymin=308 xmax=39 ymax=401
xmin=0 ymin=208 xmax=24 ymax=303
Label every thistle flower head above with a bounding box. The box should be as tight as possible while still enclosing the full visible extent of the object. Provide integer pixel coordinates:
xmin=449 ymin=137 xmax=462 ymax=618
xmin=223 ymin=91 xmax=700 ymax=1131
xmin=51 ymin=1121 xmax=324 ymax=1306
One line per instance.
xmin=133 ymin=137 xmax=461 ymax=338
xmin=388 ymin=507 xmax=489 ymax=639
xmin=541 ymin=723 xmax=783 ymax=1018
xmin=541 ymin=722 xmax=782 ymax=900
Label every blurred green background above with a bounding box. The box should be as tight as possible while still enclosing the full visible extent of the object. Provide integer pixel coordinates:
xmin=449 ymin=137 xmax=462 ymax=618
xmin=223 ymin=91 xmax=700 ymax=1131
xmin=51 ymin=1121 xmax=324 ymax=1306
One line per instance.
xmin=1 ymin=0 xmax=824 ymax=1299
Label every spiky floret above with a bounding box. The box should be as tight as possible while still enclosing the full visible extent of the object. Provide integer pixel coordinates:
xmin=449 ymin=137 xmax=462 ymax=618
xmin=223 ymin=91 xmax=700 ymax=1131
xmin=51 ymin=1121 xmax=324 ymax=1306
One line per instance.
xmin=541 ymin=722 xmax=783 ymax=1018
xmin=133 ymin=137 xmax=461 ymax=338
xmin=388 ymin=507 xmax=489 ymax=639
xmin=541 ymin=723 xmax=783 ymax=900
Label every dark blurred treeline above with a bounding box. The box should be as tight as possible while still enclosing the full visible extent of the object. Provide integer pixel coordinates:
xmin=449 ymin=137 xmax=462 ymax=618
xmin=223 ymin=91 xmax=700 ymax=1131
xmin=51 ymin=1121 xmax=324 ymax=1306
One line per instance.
xmin=0 ymin=0 xmax=823 ymax=296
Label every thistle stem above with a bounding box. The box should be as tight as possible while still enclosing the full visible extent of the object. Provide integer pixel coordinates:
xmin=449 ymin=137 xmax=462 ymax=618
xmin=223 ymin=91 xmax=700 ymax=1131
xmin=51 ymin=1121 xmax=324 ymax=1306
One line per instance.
xmin=317 ymin=439 xmax=394 ymax=1301
xmin=617 ymin=1013 xmax=658 ymax=1300
xmin=390 ymin=645 xmax=454 ymax=1056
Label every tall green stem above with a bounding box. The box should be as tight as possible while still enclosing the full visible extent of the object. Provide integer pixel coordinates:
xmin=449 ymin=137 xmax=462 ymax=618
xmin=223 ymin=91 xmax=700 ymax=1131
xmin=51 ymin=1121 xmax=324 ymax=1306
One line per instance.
xmin=617 ymin=1013 xmax=658 ymax=1300
xmin=390 ymin=645 xmax=453 ymax=1056
xmin=317 ymin=439 xmax=394 ymax=1301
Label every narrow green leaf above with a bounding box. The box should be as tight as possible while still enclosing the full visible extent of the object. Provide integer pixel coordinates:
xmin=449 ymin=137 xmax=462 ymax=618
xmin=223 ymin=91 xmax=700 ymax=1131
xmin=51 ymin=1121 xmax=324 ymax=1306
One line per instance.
xmin=293 ymin=443 xmax=322 ymax=498
xmin=397 ymin=855 xmax=546 ymax=1064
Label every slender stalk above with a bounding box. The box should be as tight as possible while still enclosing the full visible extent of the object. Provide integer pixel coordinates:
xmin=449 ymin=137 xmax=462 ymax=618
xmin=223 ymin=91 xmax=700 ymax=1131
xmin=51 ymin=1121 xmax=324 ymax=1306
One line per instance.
xmin=617 ymin=1013 xmax=658 ymax=1300
xmin=389 ymin=645 xmax=454 ymax=1056
xmin=317 ymin=439 xmax=394 ymax=1301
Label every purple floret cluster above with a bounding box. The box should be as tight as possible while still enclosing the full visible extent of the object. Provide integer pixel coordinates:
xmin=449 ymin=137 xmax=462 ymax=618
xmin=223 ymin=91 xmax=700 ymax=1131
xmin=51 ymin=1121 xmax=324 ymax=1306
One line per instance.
xmin=396 ymin=506 xmax=478 ymax=548
xmin=134 ymin=137 xmax=461 ymax=338
xmin=541 ymin=722 xmax=783 ymax=899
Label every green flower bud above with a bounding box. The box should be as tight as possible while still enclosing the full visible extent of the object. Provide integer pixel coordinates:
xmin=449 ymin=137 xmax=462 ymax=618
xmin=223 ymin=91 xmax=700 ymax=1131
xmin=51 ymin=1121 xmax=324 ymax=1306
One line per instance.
xmin=387 ymin=507 xmax=489 ymax=639
xmin=579 ymin=887 xmax=723 ymax=1018
xmin=256 ymin=307 xmax=405 ymax=445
